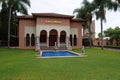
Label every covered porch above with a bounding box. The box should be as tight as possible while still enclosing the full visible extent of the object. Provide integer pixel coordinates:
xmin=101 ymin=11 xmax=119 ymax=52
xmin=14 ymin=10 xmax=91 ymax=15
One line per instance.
xmin=36 ymin=29 xmax=69 ymax=50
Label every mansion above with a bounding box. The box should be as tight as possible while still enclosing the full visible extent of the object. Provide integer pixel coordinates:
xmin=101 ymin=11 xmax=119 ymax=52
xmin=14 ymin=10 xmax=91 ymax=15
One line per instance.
xmin=17 ymin=13 xmax=84 ymax=50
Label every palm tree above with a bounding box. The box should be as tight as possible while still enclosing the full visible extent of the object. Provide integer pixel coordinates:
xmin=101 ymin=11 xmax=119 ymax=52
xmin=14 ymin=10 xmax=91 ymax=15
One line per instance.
xmin=8 ymin=0 xmax=30 ymax=47
xmin=0 ymin=0 xmax=31 ymax=47
xmin=117 ymin=0 xmax=120 ymax=3
xmin=92 ymin=0 xmax=119 ymax=50
xmin=0 ymin=0 xmax=30 ymax=14
xmin=73 ymin=0 xmax=95 ymax=47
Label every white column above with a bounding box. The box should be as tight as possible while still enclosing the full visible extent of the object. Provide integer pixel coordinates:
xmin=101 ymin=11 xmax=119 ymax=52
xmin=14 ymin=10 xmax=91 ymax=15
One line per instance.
xmin=66 ymin=37 xmax=69 ymax=47
xmin=47 ymin=32 xmax=49 ymax=47
xmin=47 ymin=37 xmax=49 ymax=47
xmin=30 ymin=35 xmax=31 ymax=46
xmin=36 ymin=37 xmax=40 ymax=51
xmin=58 ymin=32 xmax=60 ymax=47
xmin=58 ymin=37 xmax=60 ymax=47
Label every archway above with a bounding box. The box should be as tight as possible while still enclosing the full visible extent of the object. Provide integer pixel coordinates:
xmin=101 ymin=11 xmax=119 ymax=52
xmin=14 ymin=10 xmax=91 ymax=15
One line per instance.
xmin=49 ymin=29 xmax=58 ymax=46
xmin=60 ymin=31 xmax=66 ymax=43
xmin=40 ymin=30 xmax=47 ymax=43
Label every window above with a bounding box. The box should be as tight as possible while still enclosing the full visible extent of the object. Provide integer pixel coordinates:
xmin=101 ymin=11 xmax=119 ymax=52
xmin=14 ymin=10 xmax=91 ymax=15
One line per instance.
xmin=74 ymin=35 xmax=77 ymax=46
xmin=26 ymin=33 xmax=30 ymax=46
xmin=40 ymin=30 xmax=47 ymax=43
xmin=69 ymin=34 xmax=72 ymax=46
xmin=60 ymin=31 xmax=66 ymax=43
xmin=31 ymin=34 xmax=35 ymax=46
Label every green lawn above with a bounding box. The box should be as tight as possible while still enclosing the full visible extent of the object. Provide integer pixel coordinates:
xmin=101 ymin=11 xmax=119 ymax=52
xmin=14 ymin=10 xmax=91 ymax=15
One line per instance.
xmin=0 ymin=48 xmax=120 ymax=80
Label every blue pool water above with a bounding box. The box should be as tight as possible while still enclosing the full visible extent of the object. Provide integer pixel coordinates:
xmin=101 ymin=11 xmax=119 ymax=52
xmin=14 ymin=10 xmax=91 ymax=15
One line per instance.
xmin=42 ymin=51 xmax=79 ymax=57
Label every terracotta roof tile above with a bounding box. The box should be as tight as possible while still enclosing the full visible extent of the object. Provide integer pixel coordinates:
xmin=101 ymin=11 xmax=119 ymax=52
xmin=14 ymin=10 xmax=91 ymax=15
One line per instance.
xmin=17 ymin=15 xmax=34 ymax=19
xmin=32 ymin=13 xmax=74 ymax=18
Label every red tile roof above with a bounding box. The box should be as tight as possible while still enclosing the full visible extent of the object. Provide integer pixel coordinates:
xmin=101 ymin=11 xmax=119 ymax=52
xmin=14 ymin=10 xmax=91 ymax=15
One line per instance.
xmin=32 ymin=13 xmax=74 ymax=19
xmin=17 ymin=15 xmax=34 ymax=19
xmin=71 ymin=18 xmax=85 ymax=22
xmin=17 ymin=13 xmax=85 ymax=22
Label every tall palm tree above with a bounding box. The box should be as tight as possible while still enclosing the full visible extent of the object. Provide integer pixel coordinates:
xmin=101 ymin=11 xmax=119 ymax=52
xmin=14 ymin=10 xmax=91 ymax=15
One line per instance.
xmin=92 ymin=0 xmax=119 ymax=50
xmin=9 ymin=0 xmax=30 ymax=47
xmin=0 ymin=0 xmax=31 ymax=47
xmin=73 ymin=0 xmax=95 ymax=47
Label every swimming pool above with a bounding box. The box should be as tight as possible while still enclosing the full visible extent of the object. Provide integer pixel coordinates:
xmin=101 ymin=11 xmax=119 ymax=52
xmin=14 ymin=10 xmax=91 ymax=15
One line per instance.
xmin=41 ymin=51 xmax=80 ymax=58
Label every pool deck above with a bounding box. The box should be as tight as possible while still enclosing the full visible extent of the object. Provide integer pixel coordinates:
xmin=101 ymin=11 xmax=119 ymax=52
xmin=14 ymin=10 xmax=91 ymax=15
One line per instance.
xmin=36 ymin=50 xmax=87 ymax=58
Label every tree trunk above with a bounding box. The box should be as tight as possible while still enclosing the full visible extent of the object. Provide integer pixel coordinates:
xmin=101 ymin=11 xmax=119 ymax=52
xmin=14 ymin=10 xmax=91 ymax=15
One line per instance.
xmin=100 ymin=18 xmax=104 ymax=50
xmin=89 ymin=25 xmax=92 ymax=48
xmin=8 ymin=2 xmax=12 ymax=48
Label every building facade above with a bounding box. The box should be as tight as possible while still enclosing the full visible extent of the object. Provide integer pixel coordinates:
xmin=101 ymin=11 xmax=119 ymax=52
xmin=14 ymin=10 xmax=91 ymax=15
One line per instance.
xmin=17 ymin=13 xmax=83 ymax=50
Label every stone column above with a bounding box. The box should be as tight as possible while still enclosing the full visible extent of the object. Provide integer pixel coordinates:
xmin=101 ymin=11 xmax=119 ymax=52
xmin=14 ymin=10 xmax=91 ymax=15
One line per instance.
xmin=57 ymin=37 xmax=60 ymax=47
xmin=47 ymin=37 xmax=49 ymax=47
xmin=66 ymin=37 xmax=69 ymax=47
xmin=30 ymin=36 xmax=31 ymax=47
xmin=36 ymin=37 xmax=40 ymax=51
xmin=47 ymin=33 xmax=49 ymax=47
xmin=68 ymin=40 xmax=72 ymax=50
xmin=58 ymin=32 xmax=60 ymax=47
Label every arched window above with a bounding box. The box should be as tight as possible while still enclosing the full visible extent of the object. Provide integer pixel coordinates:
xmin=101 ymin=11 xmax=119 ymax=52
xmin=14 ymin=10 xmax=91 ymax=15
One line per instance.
xmin=40 ymin=30 xmax=47 ymax=43
xmin=26 ymin=33 xmax=30 ymax=46
xmin=60 ymin=31 xmax=66 ymax=43
xmin=74 ymin=35 xmax=77 ymax=46
xmin=69 ymin=34 xmax=72 ymax=46
xmin=31 ymin=33 xmax=35 ymax=46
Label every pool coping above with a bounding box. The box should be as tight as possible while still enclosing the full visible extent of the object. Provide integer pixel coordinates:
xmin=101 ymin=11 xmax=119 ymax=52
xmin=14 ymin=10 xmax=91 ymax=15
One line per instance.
xmin=36 ymin=50 xmax=87 ymax=58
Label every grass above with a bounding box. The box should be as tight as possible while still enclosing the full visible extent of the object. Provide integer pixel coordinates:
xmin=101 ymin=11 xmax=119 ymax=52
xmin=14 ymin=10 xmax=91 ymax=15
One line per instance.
xmin=0 ymin=48 xmax=120 ymax=80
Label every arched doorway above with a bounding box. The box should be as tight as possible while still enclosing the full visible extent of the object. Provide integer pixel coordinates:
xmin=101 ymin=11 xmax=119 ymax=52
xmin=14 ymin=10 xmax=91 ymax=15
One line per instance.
xmin=40 ymin=30 xmax=47 ymax=43
xmin=60 ymin=31 xmax=66 ymax=43
xmin=49 ymin=29 xmax=58 ymax=46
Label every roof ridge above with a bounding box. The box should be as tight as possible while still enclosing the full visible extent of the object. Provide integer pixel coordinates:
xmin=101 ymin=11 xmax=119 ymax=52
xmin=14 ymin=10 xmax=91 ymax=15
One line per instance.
xmin=32 ymin=13 xmax=74 ymax=19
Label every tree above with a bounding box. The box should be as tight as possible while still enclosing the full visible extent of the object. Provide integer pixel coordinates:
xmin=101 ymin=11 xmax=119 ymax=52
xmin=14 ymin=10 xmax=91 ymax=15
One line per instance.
xmin=104 ymin=27 xmax=120 ymax=46
xmin=0 ymin=0 xmax=31 ymax=47
xmin=73 ymin=0 xmax=95 ymax=47
xmin=0 ymin=0 xmax=30 ymax=15
xmin=92 ymin=0 xmax=119 ymax=50
xmin=116 ymin=0 xmax=120 ymax=3
xmin=98 ymin=33 xmax=102 ymax=38
xmin=114 ymin=27 xmax=120 ymax=46
xmin=0 ymin=1 xmax=9 ymax=43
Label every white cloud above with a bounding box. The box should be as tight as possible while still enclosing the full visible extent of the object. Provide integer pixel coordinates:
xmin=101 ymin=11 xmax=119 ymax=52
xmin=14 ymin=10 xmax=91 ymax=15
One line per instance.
xmin=29 ymin=0 xmax=82 ymax=15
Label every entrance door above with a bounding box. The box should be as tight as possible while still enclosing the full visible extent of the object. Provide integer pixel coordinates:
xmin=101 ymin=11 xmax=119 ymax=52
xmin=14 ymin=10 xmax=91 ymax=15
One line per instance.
xmin=49 ymin=35 xmax=57 ymax=46
xmin=49 ymin=29 xmax=58 ymax=46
